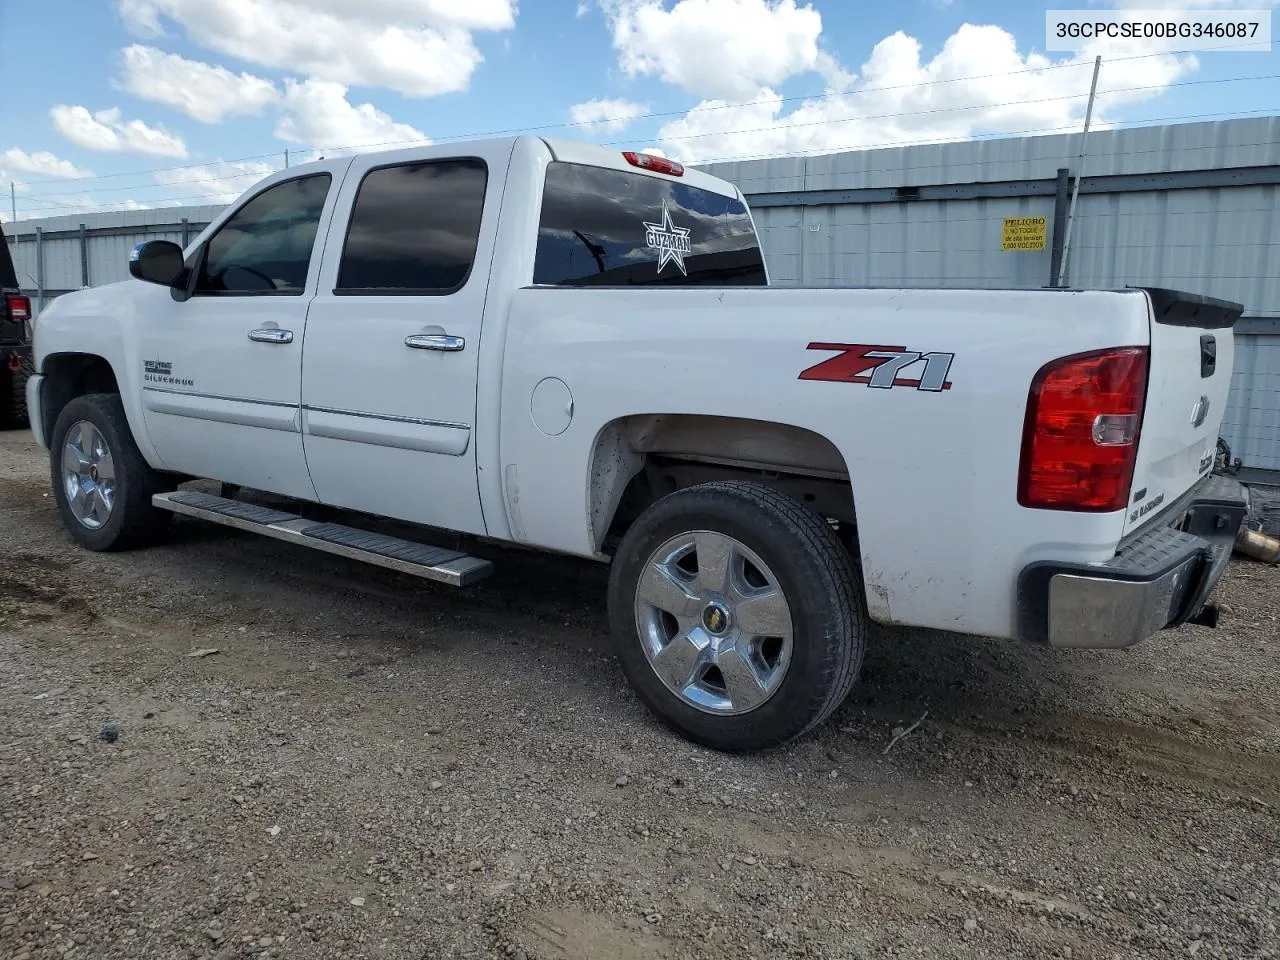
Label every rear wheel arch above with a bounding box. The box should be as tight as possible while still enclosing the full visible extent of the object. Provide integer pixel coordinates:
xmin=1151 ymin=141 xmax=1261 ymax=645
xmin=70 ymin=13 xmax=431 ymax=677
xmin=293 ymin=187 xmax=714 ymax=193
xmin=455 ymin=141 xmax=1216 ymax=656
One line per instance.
xmin=587 ymin=413 xmax=858 ymax=552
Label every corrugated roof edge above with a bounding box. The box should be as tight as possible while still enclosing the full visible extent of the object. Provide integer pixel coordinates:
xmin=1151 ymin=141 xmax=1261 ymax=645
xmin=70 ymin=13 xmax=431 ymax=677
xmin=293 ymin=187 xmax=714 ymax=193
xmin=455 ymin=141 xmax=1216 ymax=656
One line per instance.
xmin=695 ymin=116 xmax=1280 ymax=193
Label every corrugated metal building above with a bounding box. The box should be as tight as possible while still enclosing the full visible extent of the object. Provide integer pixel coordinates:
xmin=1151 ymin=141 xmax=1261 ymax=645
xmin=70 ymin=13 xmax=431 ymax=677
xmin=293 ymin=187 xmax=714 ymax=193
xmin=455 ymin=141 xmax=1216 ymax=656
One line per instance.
xmin=5 ymin=205 xmax=223 ymax=304
xmin=5 ymin=118 xmax=1278 ymax=477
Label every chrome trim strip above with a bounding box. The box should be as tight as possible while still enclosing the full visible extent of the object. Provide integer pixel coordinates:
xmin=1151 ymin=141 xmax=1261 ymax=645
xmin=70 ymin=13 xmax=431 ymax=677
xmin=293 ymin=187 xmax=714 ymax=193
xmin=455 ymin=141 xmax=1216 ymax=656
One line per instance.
xmin=143 ymin=386 xmax=298 ymax=408
xmin=142 ymin=387 xmax=299 ymax=432
xmin=303 ymin=405 xmax=469 ymax=431
xmin=302 ymin=405 xmax=470 ymax=456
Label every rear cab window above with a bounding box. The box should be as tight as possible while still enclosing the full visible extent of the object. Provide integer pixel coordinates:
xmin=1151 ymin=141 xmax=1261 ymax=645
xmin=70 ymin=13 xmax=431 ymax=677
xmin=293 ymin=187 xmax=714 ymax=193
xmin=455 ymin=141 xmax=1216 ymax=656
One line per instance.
xmin=336 ymin=158 xmax=488 ymax=295
xmin=534 ymin=162 xmax=766 ymax=287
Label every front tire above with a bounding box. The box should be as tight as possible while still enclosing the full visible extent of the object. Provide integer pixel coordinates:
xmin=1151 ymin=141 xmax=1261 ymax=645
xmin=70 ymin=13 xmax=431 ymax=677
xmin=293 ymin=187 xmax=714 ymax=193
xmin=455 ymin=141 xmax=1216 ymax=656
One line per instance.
xmin=607 ymin=481 xmax=867 ymax=752
xmin=49 ymin=393 xmax=173 ymax=551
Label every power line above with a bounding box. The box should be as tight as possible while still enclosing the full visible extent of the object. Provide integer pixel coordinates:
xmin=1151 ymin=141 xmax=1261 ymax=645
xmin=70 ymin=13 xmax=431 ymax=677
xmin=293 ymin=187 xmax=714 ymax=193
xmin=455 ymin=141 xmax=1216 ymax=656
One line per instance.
xmin=282 ymin=40 xmax=1280 ymax=157
xmin=10 ymin=105 xmax=1280 ymax=217
xmin=20 ymin=129 xmax=1280 ymax=211
xmin=28 ymin=167 xmax=284 ymax=198
xmin=600 ymin=74 xmax=1280 ymax=150
xmin=692 ymin=106 xmax=1280 ymax=165
xmin=16 ymin=39 xmax=1272 ymax=189
xmin=19 ymin=73 xmax=1280 ymax=203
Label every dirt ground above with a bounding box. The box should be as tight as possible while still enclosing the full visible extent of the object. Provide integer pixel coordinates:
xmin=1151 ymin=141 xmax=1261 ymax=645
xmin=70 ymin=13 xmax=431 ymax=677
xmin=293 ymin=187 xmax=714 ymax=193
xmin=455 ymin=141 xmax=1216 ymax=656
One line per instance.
xmin=1 ymin=427 xmax=1278 ymax=960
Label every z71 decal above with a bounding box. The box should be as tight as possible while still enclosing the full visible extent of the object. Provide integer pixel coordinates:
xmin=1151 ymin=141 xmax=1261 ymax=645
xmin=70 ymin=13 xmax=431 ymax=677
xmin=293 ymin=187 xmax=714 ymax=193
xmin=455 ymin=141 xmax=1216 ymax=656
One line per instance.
xmin=799 ymin=343 xmax=955 ymax=392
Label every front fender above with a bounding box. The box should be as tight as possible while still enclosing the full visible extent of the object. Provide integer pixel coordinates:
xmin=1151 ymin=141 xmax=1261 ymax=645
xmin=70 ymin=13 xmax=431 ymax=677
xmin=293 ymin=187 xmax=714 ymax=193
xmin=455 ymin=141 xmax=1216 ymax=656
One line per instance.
xmin=33 ymin=282 xmax=167 ymax=469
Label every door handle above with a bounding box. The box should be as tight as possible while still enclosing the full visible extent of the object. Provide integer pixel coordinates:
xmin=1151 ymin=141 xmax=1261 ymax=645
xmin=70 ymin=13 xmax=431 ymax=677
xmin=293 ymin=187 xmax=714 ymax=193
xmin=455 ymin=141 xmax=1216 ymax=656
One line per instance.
xmin=405 ymin=334 xmax=465 ymax=352
xmin=248 ymin=328 xmax=293 ymax=344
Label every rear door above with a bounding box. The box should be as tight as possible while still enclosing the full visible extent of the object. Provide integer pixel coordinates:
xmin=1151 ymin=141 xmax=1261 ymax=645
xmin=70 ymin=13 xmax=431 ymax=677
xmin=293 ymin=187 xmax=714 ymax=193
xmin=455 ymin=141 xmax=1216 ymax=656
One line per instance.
xmin=300 ymin=144 xmax=508 ymax=537
xmin=1123 ymin=288 xmax=1241 ymax=534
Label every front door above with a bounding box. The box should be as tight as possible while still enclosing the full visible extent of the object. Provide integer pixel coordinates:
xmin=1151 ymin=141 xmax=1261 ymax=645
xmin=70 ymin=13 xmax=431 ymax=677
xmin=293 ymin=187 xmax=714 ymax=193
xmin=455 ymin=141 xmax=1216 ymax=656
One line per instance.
xmin=301 ymin=146 xmax=506 ymax=536
xmin=137 ymin=164 xmax=349 ymax=500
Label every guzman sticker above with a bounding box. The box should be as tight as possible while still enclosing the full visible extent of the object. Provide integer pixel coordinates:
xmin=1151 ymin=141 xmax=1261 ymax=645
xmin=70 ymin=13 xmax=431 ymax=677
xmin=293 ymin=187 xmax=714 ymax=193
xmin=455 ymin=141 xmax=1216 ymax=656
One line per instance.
xmin=643 ymin=201 xmax=691 ymax=276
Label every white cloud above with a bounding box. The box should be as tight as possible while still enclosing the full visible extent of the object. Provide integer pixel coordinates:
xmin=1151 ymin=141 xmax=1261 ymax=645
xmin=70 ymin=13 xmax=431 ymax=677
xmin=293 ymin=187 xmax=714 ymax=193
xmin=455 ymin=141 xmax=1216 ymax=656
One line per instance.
xmin=119 ymin=45 xmax=278 ymax=123
xmin=2 ymin=148 xmax=93 ymax=179
xmin=117 ymin=0 xmax=516 ymax=98
xmin=649 ymin=23 xmax=1194 ymax=163
xmin=570 ymin=98 xmax=650 ymax=133
xmin=275 ymin=80 xmax=428 ymax=150
xmin=153 ymin=159 xmax=278 ymax=204
xmin=576 ymin=0 xmax=591 ymax=14
xmin=50 ymin=105 xmax=189 ymax=158
xmin=605 ymin=0 xmax=828 ymax=100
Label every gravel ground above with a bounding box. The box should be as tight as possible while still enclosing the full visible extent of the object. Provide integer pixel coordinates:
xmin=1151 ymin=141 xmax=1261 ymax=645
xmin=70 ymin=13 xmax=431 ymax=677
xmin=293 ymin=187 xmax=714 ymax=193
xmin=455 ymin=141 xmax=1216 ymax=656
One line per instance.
xmin=1 ymin=426 xmax=1278 ymax=960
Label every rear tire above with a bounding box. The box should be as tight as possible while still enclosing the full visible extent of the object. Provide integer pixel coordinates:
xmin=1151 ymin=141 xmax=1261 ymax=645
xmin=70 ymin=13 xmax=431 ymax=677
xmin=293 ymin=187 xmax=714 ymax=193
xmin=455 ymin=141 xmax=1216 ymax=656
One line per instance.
xmin=607 ymin=480 xmax=867 ymax=752
xmin=49 ymin=393 xmax=173 ymax=551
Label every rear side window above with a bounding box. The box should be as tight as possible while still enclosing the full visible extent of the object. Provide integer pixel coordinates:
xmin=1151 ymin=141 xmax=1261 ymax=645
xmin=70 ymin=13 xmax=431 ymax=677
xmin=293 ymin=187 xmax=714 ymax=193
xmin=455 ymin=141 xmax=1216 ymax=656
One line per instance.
xmin=196 ymin=173 xmax=331 ymax=295
xmin=534 ymin=162 xmax=766 ymax=287
xmin=337 ymin=158 xmax=487 ymax=295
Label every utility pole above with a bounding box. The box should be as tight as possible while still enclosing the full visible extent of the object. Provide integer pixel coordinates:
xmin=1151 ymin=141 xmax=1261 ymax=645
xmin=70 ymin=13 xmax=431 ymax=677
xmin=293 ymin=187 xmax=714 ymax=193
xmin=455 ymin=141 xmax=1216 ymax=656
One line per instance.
xmin=9 ymin=182 xmax=15 ymax=223
xmin=284 ymin=149 xmax=290 ymax=168
xmin=1056 ymin=55 xmax=1102 ymax=288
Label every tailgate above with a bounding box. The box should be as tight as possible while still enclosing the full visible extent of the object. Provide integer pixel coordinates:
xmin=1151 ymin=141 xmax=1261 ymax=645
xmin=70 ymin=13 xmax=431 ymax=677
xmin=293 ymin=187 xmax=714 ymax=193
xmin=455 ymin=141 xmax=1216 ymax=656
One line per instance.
xmin=1123 ymin=288 xmax=1242 ymax=536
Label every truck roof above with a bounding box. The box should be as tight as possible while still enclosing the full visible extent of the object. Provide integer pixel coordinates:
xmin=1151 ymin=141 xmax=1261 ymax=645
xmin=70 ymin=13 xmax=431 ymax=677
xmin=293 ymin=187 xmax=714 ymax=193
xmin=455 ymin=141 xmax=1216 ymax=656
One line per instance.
xmin=283 ymin=135 xmax=742 ymax=202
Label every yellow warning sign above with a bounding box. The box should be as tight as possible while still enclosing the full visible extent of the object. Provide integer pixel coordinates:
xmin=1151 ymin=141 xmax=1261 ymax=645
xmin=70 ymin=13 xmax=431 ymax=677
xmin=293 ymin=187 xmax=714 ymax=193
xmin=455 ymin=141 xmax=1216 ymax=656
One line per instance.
xmin=1001 ymin=216 xmax=1048 ymax=252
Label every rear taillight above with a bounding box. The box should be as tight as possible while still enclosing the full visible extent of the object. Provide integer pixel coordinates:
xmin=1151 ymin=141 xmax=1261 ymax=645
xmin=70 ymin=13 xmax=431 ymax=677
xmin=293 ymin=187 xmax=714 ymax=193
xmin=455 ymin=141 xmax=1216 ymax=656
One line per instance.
xmin=623 ymin=151 xmax=684 ymax=177
xmin=1018 ymin=346 xmax=1149 ymax=512
xmin=6 ymin=294 xmax=31 ymax=322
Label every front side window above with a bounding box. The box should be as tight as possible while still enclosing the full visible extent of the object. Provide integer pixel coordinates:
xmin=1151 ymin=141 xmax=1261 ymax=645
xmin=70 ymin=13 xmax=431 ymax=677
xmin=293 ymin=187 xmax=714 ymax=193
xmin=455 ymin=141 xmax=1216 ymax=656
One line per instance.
xmin=196 ymin=174 xmax=331 ymax=295
xmin=533 ymin=162 xmax=767 ymax=287
xmin=336 ymin=158 xmax=488 ymax=295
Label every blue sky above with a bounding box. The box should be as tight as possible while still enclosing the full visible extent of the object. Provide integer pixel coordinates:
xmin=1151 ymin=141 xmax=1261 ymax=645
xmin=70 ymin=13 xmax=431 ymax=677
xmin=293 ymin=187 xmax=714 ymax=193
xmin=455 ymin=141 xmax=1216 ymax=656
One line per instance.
xmin=0 ymin=0 xmax=1276 ymax=220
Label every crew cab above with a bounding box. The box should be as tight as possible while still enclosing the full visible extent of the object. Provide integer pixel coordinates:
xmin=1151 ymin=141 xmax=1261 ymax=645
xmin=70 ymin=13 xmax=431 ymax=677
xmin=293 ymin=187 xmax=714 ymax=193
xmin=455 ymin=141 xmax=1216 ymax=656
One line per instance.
xmin=25 ymin=136 xmax=1247 ymax=751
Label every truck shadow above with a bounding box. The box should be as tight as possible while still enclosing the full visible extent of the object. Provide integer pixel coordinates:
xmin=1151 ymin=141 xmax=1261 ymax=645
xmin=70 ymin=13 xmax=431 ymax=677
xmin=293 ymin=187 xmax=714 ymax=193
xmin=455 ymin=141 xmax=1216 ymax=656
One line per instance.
xmin=163 ymin=510 xmax=1091 ymax=743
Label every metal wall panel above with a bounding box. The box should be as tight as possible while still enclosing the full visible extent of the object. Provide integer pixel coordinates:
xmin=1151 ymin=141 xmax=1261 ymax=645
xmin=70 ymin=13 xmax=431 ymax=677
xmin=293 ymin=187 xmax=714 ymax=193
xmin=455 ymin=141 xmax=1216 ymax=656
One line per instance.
xmin=1221 ymin=334 xmax=1280 ymax=473
xmin=4 ymin=205 xmax=223 ymax=311
xmin=720 ymin=116 xmax=1280 ymax=189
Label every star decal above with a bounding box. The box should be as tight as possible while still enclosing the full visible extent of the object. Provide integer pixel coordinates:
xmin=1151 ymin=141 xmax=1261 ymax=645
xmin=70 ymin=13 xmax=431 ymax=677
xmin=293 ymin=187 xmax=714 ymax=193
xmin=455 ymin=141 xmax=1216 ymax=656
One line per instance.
xmin=643 ymin=201 xmax=692 ymax=276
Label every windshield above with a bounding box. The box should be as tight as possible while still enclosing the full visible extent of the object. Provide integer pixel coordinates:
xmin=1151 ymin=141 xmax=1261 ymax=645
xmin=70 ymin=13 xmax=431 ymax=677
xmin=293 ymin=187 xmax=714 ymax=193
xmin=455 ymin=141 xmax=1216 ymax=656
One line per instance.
xmin=534 ymin=161 xmax=766 ymax=287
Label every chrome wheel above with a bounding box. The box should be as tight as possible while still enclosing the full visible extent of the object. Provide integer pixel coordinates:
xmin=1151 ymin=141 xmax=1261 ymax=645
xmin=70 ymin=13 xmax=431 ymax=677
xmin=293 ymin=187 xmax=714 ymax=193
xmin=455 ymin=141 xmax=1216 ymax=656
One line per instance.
xmin=634 ymin=530 xmax=793 ymax=715
xmin=61 ymin=420 xmax=116 ymax=530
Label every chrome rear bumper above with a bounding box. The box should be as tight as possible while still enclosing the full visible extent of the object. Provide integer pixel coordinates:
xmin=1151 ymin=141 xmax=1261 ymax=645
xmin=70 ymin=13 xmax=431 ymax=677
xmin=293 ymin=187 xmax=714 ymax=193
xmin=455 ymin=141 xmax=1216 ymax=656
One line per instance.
xmin=1017 ymin=474 xmax=1247 ymax=649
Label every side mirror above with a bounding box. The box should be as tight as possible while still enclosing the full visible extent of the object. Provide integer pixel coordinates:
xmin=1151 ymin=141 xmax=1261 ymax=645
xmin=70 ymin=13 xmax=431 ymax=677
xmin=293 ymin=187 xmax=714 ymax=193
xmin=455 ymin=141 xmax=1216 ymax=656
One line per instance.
xmin=129 ymin=240 xmax=185 ymax=287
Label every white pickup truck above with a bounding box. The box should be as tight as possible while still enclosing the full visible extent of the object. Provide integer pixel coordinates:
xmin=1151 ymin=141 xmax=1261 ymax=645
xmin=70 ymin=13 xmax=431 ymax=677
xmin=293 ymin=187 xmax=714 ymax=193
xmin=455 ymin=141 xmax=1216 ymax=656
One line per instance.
xmin=26 ymin=135 xmax=1247 ymax=751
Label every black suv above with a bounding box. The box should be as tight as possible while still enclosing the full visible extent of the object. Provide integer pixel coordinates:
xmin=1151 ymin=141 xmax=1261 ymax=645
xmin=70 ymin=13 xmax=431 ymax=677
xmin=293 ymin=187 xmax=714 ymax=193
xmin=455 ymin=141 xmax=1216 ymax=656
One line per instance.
xmin=0 ymin=221 xmax=33 ymax=428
